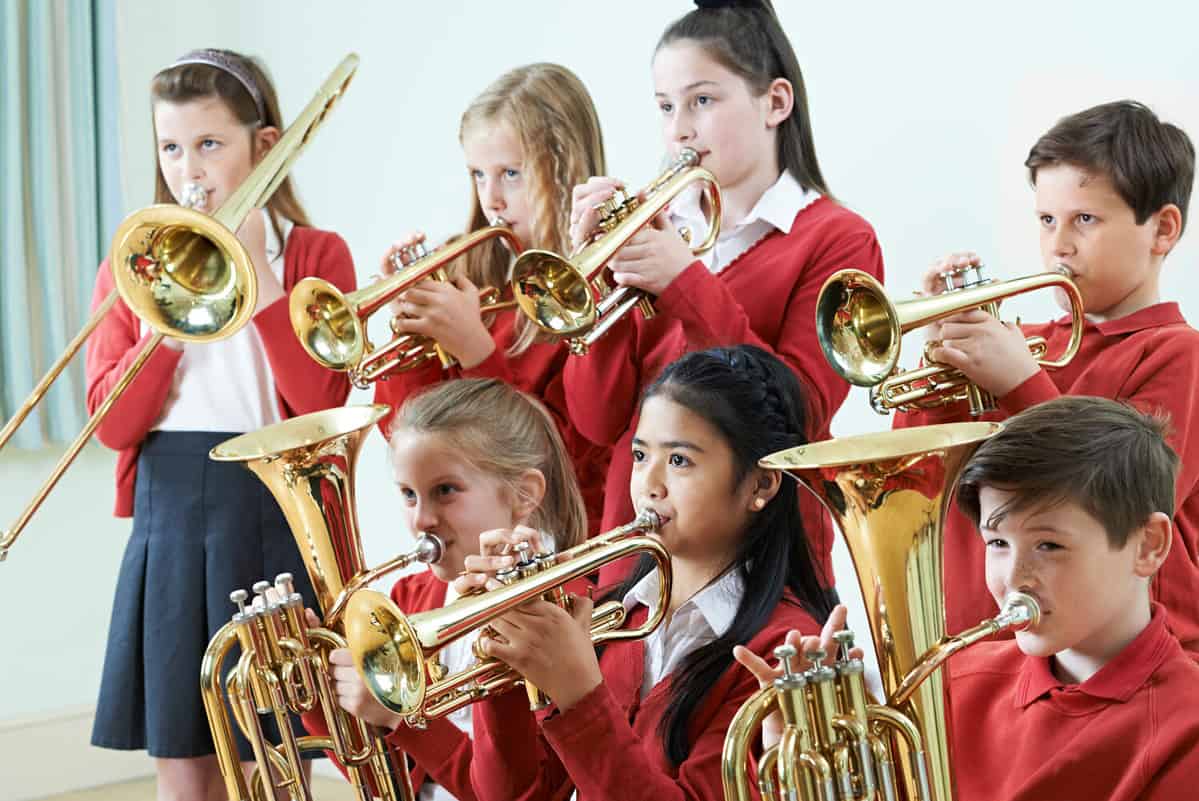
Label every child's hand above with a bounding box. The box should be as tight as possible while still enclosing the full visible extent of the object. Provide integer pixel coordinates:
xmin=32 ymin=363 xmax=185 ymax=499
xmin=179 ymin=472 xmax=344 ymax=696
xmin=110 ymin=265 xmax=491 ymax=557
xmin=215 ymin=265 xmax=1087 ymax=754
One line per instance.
xmin=237 ymin=210 xmax=285 ymax=315
xmin=452 ymin=525 xmax=545 ymax=596
xmin=380 ymin=232 xmax=428 ymax=279
xmin=569 ymin=177 xmax=626 ymax=250
xmin=477 ymin=593 xmax=602 ymax=712
xmin=389 ymin=276 xmax=496 ymax=368
xmin=327 ymin=648 xmax=403 ymax=730
xmin=606 ymin=209 xmax=696 ymax=297
xmin=916 ymin=251 xmax=983 ymax=345
xmin=929 ymin=309 xmax=1039 ymax=397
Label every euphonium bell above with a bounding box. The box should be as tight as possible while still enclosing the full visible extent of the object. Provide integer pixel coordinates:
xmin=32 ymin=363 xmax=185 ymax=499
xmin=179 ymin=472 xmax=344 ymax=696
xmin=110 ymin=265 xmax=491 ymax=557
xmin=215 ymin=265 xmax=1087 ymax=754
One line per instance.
xmin=510 ymin=147 xmax=721 ymax=355
xmin=343 ymin=508 xmax=668 ymax=727
xmin=289 ymin=226 xmax=522 ymax=387
xmin=722 ymin=423 xmax=1041 ymax=801
xmin=0 ymin=53 xmax=358 ymax=562
xmin=816 ymin=264 xmax=1084 ymax=415
xmin=203 ymin=404 xmax=435 ymax=801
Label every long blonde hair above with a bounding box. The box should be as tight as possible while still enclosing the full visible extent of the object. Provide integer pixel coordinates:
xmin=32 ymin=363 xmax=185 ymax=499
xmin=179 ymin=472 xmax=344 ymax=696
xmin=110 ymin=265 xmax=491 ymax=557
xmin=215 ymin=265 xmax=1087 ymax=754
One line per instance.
xmin=390 ymin=378 xmax=588 ymax=552
xmin=456 ymin=63 xmax=607 ymax=356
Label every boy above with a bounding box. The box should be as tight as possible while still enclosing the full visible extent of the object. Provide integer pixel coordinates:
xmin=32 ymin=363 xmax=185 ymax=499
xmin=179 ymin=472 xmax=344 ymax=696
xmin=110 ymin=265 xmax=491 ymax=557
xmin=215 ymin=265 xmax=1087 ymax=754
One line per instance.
xmin=949 ymin=396 xmax=1199 ymax=800
xmin=895 ymin=101 xmax=1199 ymax=649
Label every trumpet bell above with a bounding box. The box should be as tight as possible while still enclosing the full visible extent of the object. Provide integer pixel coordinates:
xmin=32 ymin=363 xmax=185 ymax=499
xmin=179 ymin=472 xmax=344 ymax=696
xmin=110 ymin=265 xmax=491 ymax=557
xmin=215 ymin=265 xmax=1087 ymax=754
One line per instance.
xmin=510 ymin=249 xmax=598 ymax=337
xmin=289 ymin=277 xmax=364 ymax=370
xmin=110 ymin=205 xmax=257 ymax=341
xmin=345 ymin=588 xmax=427 ymax=716
xmin=815 ymin=269 xmax=900 ymax=387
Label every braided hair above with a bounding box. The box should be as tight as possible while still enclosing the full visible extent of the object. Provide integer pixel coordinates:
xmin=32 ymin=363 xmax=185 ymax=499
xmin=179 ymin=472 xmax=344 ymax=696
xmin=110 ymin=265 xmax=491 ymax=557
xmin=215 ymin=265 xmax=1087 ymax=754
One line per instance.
xmin=608 ymin=344 xmax=836 ymax=766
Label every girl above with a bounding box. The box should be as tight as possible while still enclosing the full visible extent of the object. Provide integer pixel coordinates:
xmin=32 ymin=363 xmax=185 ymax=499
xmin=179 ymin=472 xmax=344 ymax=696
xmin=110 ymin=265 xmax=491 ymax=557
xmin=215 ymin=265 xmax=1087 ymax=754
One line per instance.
xmin=463 ymin=345 xmax=835 ymax=800
xmin=300 ymin=378 xmax=590 ymax=801
xmin=564 ymin=0 xmax=885 ymax=586
xmin=85 ymin=49 xmax=355 ymax=801
xmin=373 ymin=63 xmax=610 ymax=536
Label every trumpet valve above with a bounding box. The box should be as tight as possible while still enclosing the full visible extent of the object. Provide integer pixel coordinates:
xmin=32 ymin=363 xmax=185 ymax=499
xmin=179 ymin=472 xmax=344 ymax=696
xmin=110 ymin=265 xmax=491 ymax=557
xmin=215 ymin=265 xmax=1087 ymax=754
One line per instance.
xmin=392 ymin=240 xmax=430 ymax=269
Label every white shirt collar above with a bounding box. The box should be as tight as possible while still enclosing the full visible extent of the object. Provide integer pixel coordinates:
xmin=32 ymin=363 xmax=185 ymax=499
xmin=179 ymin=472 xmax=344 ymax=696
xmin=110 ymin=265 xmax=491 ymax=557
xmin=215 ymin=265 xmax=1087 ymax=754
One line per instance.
xmin=264 ymin=209 xmax=292 ymax=265
xmin=622 ymin=566 xmax=745 ymax=639
xmin=671 ymin=169 xmax=819 ymax=237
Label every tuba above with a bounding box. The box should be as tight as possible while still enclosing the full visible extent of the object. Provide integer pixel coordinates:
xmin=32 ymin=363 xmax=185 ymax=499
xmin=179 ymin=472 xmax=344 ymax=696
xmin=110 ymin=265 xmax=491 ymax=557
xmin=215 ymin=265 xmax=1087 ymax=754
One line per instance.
xmin=344 ymin=508 xmax=668 ymax=727
xmin=289 ymin=226 xmax=522 ymax=387
xmin=0 ymin=54 xmax=358 ymax=562
xmin=816 ymin=264 xmax=1084 ymax=415
xmin=202 ymin=404 xmax=435 ymax=801
xmin=510 ymin=147 xmax=721 ymax=355
xmin=722 ymin=423 xmax=1041 ymax=801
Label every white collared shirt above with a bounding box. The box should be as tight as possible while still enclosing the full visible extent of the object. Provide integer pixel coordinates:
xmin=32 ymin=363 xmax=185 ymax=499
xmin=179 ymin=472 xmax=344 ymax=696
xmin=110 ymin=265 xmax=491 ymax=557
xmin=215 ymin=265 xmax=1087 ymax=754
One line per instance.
xmin=420 ymin=581 xmax=478 ymax=801
xmin=149 ymin=210 xmax=290 ymax=433
xmin=622 ymin=567 xmax=745 ymax=698
xmin=669 ymin=170 xmax=820 ymax=274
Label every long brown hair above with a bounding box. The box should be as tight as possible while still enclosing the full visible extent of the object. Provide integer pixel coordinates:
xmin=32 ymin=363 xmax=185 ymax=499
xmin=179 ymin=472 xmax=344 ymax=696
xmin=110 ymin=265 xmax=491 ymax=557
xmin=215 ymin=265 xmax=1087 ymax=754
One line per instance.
xmin=150 ymin=49 xmax=311 ymax=243
xmin=456 ymin=63 xmax=607 ymax=355
xmin=390 ymin=378 xmax=588 ymax=552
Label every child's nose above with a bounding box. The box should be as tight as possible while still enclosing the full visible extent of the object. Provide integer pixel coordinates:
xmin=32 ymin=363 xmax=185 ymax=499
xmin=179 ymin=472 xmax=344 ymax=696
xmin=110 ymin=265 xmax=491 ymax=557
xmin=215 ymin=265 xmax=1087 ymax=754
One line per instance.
xmin=668 ymin=110 xmax=695 ymax=145
xmin=412 ymin=501 xmax=438 ymax=532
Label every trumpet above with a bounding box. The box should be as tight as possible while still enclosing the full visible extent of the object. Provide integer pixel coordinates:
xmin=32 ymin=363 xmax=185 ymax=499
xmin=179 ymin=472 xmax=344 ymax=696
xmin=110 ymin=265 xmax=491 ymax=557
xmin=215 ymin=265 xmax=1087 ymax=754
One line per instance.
xmin=722 ymin=422 xmax=1040 ymax=801
xmin=343 ymin=508 xmax=668 ymax=727
xmin=816 ymin=263 xmax=1084 ymax=415
xmin=0 ymin=54 xmax=357 ymax=562
xmin=289 ymin=225 xmax=522 ymax=387
xmin=510 ymin=147 xmax=721 ymax=355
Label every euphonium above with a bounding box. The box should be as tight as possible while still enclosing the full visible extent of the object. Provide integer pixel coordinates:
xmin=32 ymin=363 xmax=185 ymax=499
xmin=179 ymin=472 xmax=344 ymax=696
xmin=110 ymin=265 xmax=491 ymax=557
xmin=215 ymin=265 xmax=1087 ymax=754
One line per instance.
xmin=289 ymin=225 xmax=522 ymax=387
xmin=509 ymin=147 xmax=721 ymax=355
xmin=343 ymin=508 xmax=668 ymax=727
xmin=203 ymin=404 xmax=436 ymax=801
xmin=0 ymin=53 xmax=358 ymax=562
xmin=815 ymin=264 xmax=1084 ymax=415
xmin=722 ymin=423 xmax=1042 ymax=801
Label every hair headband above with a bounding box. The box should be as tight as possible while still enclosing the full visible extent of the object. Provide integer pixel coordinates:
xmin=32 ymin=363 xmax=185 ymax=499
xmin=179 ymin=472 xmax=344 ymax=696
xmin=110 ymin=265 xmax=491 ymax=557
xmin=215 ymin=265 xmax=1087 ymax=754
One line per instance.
xmin=166 ymin=48 xmax=266 ymax=122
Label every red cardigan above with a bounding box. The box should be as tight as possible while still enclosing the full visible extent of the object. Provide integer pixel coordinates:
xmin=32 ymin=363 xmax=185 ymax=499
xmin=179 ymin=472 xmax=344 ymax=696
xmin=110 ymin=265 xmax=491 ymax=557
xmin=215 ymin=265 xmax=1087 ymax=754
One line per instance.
xmin=373 ymin=310 xmax=611 ymax=537
xmin=895 ymin=303 xmax=1199 ymax=652
xmin=468 ymin=594 xmax=821 ymax=801
xmin=948 ymin=604 xmax=1199 ymax=801
xmin=84 ymin=226 xmax=355 ymax=516
xmin=563 ymin=197 xmax=885 ymax=582
xmin=301 ymin=570 xmax=479 ymax=801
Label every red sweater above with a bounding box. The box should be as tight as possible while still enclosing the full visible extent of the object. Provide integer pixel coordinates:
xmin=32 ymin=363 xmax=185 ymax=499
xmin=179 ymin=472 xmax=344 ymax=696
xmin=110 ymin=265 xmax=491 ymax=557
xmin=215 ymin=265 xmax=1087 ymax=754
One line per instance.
xmin=895 ymin=303 xmax=1199 ymax=651
xmin=373 ymin=311 xmax=610 ymax=537
xmin=84 ymin=227 xmax=355 ymax=516
xmin=564 ymin=198 xmax=884 ymax=583
xmin=949 ymin=604 xmax=1199 ymax=801
xmin=468 ymin=595 xmax=821 ymax=801
xmin=301 ymin=570 xmax=478 ymax=801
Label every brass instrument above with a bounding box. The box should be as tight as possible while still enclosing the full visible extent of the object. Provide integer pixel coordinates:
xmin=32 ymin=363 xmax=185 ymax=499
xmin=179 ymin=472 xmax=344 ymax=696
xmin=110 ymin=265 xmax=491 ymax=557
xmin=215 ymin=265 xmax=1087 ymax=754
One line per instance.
xmin=510 ymin=147 xmax=721 ymax=355
xmin=289 ymin=226 xmax=522 ymax=387
xmin=722 ymin=423 xmax=1042 ymax=801
xmin=0 ymin=53 xmax=358 ymax=562
xmin=344 ymin=508 xmax=668 ymax=727
xmin=204 ymin=404 xmax=436 ymax=801
xmin=816 ymin=264 xmax=1084 ymax=415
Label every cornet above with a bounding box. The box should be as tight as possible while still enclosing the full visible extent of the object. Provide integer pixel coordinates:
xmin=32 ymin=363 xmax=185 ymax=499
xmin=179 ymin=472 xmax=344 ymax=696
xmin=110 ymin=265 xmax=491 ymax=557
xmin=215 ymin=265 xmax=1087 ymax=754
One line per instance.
xmin=289 ymin=225 xmax=522 ymax=387
xmin=0 ymin=54 xmax=358 ymax=562
xmin=510 ymin=147 xmax=721 ymax=355
xmin=343 ymin=508 xmax=668 ymax=727
xmin=816 ymin=263 xmax=1084 ymax=415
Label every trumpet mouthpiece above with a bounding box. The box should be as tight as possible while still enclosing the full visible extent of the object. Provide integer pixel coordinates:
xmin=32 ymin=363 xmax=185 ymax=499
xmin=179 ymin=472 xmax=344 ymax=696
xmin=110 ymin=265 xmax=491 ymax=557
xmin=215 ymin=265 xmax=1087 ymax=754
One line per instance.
xmin=415 ymin=533 xmax=444 ymax=565
xmin=1000 ymin=591 xmax=1042 ymax=630
xmin=181 ymin=182 xmax=207 ymax=210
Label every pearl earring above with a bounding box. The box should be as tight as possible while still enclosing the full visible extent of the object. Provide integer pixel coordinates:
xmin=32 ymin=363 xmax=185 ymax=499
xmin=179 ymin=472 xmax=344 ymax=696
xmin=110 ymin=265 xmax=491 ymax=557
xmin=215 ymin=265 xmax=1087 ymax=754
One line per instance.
xmin=753 ymin=497 xmax=766 ymax=510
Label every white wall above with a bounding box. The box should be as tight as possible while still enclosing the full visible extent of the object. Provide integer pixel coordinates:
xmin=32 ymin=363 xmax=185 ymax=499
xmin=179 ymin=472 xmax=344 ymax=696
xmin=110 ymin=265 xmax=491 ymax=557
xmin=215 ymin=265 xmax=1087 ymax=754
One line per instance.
xmin=4 ymin=0 xmax=1198 ymax=795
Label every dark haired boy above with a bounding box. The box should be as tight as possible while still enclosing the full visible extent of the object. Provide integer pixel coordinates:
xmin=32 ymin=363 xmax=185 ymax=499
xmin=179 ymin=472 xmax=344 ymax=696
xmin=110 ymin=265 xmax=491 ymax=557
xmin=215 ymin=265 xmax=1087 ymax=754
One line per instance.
xmin=896 ymin=101 xmax=1199 ymax=649
xmin=949 ymin=396 xmax=1199 ymax=801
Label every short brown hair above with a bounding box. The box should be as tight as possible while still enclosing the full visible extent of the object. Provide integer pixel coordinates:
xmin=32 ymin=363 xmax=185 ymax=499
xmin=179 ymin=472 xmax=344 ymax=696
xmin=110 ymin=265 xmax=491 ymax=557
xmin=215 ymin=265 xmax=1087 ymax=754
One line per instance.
xmin=957 ymin=397 xmax=1178 ymax=549
xmin=1025 ymin=100 xmax=1195 ymax=234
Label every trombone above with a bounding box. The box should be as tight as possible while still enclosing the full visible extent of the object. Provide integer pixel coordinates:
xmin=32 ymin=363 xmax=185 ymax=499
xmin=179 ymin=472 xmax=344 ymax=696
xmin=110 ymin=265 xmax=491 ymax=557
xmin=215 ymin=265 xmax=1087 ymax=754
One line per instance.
xmin=0 ymin=53 xmax=359 ymax=562
xmin=289 ymin=226 xmax=522 ymax=387
xmin=510 ymin=147 xmax=721 ymax=355
xmin=344 ymin=508 xmax=668 ymax=727
xmin=815 ymin=263 xmax=1084 ymax=415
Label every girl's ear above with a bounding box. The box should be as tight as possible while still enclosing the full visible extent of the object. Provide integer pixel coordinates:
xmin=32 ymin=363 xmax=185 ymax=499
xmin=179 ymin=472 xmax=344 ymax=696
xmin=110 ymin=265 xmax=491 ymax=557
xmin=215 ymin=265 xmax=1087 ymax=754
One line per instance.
xmin=746 ymin=467 xmax=782 ymax=512
xmin=252 ymin=125 xmax=281 ymax=165
xmin=511 ymin=468 xmax=547 ymax=524
xmin=763 ymin=77 xmax=794 ymax=130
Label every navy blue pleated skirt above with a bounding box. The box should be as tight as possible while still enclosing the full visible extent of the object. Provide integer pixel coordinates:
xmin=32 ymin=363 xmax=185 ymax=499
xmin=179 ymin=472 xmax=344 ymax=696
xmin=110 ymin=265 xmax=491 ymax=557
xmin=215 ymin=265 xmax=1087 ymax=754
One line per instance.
xmin=91 ymin=430 xmax=318 ymax=759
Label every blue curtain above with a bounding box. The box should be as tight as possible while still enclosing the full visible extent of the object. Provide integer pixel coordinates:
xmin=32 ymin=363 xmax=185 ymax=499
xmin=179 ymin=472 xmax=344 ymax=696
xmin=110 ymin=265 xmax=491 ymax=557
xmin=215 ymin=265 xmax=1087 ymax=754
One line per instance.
xmin=0 ymin=0 xmax=122 ymax=448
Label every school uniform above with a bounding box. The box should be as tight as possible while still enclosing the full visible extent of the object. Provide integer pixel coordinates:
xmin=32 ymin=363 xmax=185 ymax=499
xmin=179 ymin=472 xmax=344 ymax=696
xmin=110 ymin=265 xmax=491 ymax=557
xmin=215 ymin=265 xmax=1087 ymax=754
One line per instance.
xmin=373 ymin=308 xmax=610 ymax=538
xmin=895 ymin=303 xmax=1199 ymax=651
xmin=85 ymin=214 xmax=355 ymax=758
xmin=949 ymin=603 xmax=1199 ymax=801
xmin=564 ymin=173 xmax=885 ymax=585
xmin=302 ymin=570 xmax=478 ymax=801
xmin=469 ymin=569 xmax=823 ymax=801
